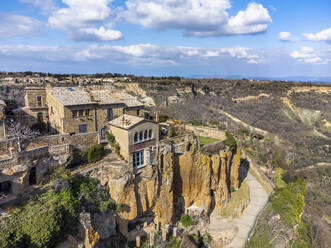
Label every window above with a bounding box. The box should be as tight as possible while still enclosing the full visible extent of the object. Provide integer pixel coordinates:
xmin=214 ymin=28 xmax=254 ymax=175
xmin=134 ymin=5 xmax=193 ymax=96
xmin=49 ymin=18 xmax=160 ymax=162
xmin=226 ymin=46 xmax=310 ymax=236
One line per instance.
xmin=79 ymin=124 xmax=87 ymax=133
xmin=134 ymin=132 xmax=138 ymax=143
xmin=137 ymin=109 xmax=140 ymax=116
xmin=37 ymin=112 xmax=43 ymax=123
xmin=86 ymin=109 xmax=90 ymax=116
xmin=107 ymin=108 xmax=113 ymax=121
xmin=139 ymin=131 xmax=143 ymax=141
xmin=36 ymin=96 xmax=42 ymax=106
xmin=144 ymin=130 xmax=148 ymax=140
xmin=72 ymin=110 xmax=77 ymax=117
xmin=149 ymin=129 xmax=153 ymax=139
xmin=79 ymin=110 xmax=84 ymax=116
xmin=133 ymin=150 xmax=144 ymax=169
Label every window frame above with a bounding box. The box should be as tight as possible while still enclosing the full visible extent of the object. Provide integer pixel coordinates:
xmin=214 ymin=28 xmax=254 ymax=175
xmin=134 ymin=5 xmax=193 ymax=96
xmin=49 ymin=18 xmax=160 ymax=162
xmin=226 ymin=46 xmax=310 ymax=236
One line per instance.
xmin=36 ymin=95 xmax=42 ymax=106
xmin=133 ymin=150 xmax=144 ymax=169
xmin=78 ymin=124 xmax=87 ymax=133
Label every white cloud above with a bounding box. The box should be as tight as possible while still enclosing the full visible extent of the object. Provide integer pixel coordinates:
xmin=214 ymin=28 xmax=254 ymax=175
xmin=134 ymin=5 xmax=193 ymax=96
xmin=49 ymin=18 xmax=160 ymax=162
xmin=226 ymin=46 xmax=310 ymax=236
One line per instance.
xmin=290 ymin=47 xmax=328 ymax=64
xmin=279 ymin=32 xmax=293 ymax=41
xmin=303 ymin=27 xmax=331 ymax=41
xmin=48 ymin=0 xmax=122 ymax=41
xmin=0 ymin=13 xmax=43 ymax=38
xmin=19 ymin=0 xmax=57 ymax=14
xmin=220 ymin=47 xmax=260 ymax=62
xmin=121 ymin=1 xmax=271 ymax=37
xmin=0 ymin=44 xmax=261 ymax=64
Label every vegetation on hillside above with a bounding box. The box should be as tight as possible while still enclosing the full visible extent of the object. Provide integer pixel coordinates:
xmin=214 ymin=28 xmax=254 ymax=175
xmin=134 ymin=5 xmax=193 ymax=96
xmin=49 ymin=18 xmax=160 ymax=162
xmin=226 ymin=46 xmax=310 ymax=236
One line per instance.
xmin=0 ymin=168 xmax=117 ymax=248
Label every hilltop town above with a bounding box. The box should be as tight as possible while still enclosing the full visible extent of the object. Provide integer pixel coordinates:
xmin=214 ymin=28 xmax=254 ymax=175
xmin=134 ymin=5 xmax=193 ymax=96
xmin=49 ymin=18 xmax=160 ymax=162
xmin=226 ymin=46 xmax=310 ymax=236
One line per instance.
xmin=0 ymin=73 xmax=330 ymax=248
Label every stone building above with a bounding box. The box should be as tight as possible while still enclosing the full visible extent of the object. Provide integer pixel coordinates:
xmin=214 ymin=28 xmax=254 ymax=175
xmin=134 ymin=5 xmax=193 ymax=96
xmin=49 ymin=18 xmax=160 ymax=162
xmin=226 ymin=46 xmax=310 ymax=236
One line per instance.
xmin=108 ymin=114 xmax=159 ymax=169
xmin=24 ymin=87 xmax=145 ymax=135
xmin=24 ymin=87 xmax=48 ymax=124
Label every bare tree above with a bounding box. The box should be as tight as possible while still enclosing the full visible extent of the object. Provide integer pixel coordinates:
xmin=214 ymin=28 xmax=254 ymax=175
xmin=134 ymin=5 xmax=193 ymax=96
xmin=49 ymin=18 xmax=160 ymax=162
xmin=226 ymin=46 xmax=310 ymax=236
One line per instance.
xmin=9 ymin=120 xmax=40 ymax=152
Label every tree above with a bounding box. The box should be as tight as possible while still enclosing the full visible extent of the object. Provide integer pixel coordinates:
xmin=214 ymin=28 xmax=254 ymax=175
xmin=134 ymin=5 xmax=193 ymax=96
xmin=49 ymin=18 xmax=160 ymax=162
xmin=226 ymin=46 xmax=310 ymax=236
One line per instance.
xmin=9 ymin=120 xmax=40 ymax=152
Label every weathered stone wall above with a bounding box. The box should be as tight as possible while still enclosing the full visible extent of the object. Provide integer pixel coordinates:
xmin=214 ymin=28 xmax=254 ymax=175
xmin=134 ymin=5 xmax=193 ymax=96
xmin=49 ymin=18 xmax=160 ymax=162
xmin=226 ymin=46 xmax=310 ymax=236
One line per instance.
xmin=184 ymin=124 xmax=226 ymax=140
xmin=0 ymin=144 xmax=71 ymax=199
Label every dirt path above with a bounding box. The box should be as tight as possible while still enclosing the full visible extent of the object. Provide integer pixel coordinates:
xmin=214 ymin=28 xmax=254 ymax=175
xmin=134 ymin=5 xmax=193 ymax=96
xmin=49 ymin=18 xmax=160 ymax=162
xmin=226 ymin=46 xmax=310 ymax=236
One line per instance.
xmin=208 ymin=173 xmax=269 ymax=248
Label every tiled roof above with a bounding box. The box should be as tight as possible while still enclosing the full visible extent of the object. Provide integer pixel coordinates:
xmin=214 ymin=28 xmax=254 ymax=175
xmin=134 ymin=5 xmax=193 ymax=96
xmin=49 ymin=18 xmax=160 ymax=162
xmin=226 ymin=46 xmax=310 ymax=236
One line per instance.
xmin=108 ymin=114 xmax=145 ymax=129
xmin=47 ymin=87 xmax=96 ymax=106
xmin=47 ymin=87 xmax=143 ymax=107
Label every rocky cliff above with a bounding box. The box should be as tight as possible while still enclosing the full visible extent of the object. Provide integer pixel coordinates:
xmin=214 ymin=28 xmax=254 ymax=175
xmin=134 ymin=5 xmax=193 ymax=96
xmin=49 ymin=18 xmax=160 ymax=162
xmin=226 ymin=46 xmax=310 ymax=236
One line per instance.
xmin=91 ymin=136 xmax=240 ymax=231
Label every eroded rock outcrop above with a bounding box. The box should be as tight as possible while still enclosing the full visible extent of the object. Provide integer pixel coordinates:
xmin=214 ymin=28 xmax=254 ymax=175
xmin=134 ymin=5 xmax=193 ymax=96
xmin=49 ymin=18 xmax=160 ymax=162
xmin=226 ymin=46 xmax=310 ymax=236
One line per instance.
xmin=97 ymin=136 xmax=240 ymax=231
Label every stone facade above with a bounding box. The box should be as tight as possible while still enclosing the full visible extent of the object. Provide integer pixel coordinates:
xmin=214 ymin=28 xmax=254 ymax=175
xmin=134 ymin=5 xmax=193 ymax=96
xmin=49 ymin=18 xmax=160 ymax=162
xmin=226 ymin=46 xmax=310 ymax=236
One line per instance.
xmin=23 ymin=87 xmax=49 ymax=124
xmin=108 ymin=115 xmax=159 ymax=167
xmin=24 ymin=87 xmax=145 ymax=135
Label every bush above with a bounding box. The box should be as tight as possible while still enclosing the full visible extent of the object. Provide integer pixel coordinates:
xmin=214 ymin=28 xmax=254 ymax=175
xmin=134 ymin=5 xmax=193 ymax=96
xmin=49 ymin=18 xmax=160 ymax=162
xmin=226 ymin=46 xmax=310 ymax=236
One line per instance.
xmin=223 ymin=131 xmax=237 ymax=152
xmin=187 ymin=120 xmax=205 ymax=126
xmin=168 ymin=124 xmax=176 ymax=137
xmin=71 ymin=176 xmax=110 ymax=213
xmin=105 ymin=132 xmax=121 ymax=155
xmin=158 ymin=114 xmax=169 ymax=123
xmin=82 ymin=144 xmax=104 ymax=164
xmin=116 ymin=203 xmax=123 ymax=212
xmin=105 ymin=131 xmax=115 ymax=144
xmin=270 ymin=169 xmax=306 ymax=226
xmin=0 ymin=190 xmax=77 ymax=248
xmin=113 ymin=142 xmax=120 ymax=155
xmin=180 ymin=214 xmax=193 ymax=227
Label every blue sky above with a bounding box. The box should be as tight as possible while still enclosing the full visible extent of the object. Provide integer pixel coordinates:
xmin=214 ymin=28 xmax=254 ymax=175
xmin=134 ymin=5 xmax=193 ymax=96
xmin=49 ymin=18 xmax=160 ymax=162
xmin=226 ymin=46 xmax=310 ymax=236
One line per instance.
xmin=0 ymin=0 xmax=330 ymax=78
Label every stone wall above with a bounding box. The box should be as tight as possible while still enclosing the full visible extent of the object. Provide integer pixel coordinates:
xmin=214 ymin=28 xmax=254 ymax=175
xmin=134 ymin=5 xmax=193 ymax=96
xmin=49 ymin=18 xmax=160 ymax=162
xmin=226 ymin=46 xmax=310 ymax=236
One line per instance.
xmin=184 ymin=124 xmax=226 ymax=140
xmin=23 ymin=132 xmax=99 ymax=151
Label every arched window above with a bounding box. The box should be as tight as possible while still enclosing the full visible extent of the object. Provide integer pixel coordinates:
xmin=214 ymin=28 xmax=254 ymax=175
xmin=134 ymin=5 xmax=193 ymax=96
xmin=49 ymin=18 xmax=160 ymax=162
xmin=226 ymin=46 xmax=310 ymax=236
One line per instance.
xmin=149 ymin=129 xmax=153 ymax=139
xmin=144 ymin=130 xmax=148 ymax=140
xmin=139 ymin=131 xmax=143 ymax=141
xmin=134 ymin=132 xmax=138 ymax=143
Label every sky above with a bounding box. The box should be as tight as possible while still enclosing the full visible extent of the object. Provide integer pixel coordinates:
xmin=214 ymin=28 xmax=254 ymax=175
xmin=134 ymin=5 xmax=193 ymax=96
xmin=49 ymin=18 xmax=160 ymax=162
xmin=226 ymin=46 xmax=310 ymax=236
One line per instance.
xmin=0 ymin=0 xmax=330 ymax=78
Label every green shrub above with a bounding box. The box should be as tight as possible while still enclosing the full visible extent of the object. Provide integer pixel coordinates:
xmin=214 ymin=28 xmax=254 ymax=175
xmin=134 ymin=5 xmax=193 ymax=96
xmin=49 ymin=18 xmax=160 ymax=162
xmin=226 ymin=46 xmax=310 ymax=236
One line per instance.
xmin=50 ymin=166 xmax=71 ymax=182
xmin=158 ymin=114 xmax=169 ymax=123
xmin=180 ymin=214 xmax=193 ymax=227
xmin=270 ymin=169 xmax=306 ymax=226
xmin=105 ymin=131 xmax=115 ymax=144
xmin=246 ymin=225 xmax=271 ymax=248
xmin=105 ymin=132 xmax=121 ymax=155
xmin=223 ymin=131 xmax=237 ymax=152
xmin=83 ymin=144 xmax=104 ymax=164
xmin=0 ymin=190 xmax=77 ymax=248
xmin=168 ymin=124 xmax=176 ymax=137
xmin=209 ymin=120 xmax=219 ymax=126
xmin=187 ymin=120 xmax=205 ymax=126
xmin=71 ymin=176 xmax=110 ymax=213
xmin=116 ymin=203 xmax=124 ymax=212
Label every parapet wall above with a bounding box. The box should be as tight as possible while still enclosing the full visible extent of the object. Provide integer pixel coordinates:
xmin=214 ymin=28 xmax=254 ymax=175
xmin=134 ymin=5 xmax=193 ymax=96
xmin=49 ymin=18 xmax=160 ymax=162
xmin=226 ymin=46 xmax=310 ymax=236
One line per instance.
xmin=184 ymin=124 xmax=226 ymax=141
xmin=0 ymin=132 xmax=99 ymax=153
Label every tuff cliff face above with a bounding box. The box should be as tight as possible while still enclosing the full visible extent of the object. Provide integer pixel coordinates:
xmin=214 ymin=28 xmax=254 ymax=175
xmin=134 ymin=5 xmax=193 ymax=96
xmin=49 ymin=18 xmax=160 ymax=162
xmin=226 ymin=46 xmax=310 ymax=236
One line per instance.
xmin=101 ymin=136 xmax=240 ymax=228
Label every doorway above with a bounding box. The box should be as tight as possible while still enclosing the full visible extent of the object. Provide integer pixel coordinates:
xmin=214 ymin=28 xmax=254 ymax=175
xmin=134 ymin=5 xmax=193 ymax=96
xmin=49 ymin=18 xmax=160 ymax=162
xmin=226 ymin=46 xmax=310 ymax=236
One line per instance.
xmin=29 ymin=167 xmax=37 ymax=185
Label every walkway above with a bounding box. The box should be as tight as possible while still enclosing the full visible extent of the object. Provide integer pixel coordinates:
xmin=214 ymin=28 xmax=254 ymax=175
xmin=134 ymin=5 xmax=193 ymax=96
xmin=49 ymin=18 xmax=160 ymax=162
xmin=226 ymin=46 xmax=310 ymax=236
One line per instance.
xmin=208 ymin=173 xmax=269 ymax=248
